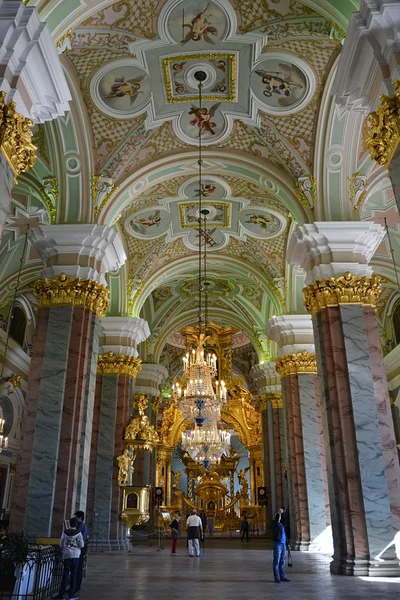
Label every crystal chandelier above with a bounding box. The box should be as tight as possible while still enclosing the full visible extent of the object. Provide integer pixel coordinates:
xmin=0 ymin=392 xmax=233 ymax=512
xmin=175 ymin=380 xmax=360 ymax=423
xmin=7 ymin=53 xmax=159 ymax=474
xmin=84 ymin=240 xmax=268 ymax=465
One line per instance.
xmin=171 ymin=70 xmax=230 ymax=467
xmin=0 ymin=418 xmax=8 ymax=454
xmin=182 ymin=421 xmax=231 ymax=469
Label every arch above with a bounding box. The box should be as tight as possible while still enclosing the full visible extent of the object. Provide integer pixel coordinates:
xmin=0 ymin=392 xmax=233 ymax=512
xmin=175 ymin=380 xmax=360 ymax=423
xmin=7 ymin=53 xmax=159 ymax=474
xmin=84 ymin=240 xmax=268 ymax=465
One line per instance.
xmin=9 ymin=306 xmax=27 ymax=347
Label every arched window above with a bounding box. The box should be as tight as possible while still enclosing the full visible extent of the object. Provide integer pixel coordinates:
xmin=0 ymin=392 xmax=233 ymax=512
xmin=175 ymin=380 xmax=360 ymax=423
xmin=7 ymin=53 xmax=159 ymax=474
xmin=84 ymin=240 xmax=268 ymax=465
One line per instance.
xmin=9 ymin=306 xmax=26 ymax=347
xmin=393 ymin=302 xmax=400 ymax=346
xmin=126 ymin=493 xmax=138 ymax=509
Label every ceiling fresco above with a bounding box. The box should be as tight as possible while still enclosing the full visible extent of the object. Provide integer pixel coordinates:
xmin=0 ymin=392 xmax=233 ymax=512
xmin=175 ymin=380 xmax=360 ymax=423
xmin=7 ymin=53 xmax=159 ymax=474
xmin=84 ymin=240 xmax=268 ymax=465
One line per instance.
xmin=63 ymin=0 xmax=339 ymax=180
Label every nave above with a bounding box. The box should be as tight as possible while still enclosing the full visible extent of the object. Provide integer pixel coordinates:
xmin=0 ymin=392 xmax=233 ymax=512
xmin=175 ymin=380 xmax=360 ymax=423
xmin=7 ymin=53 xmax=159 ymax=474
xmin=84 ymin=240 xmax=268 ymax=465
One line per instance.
xmin=78 ymin=543 xmax=400 ymax=600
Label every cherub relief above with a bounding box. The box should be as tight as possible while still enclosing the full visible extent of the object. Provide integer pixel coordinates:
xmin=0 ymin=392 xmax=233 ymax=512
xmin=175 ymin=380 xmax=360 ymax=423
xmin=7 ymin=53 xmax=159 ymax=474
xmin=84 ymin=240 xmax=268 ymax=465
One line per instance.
xmin=188 ymin=103 xmax=220 ymax=136
xmin=181 ymin=3 xmax=218 ymax=44
xmin=104 ymin=75 xmax=145 ymax=106
xmin=195 ymin=183 xmax=217 ymax=197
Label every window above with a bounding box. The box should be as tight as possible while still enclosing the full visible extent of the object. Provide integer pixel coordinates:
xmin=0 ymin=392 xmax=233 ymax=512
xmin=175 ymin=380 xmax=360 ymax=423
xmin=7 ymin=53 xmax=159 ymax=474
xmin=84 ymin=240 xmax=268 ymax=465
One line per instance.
xmin=393 ymin=302 xmax=400 ymax=346
xmin=9 ymin=306 xmax=26 ymax=347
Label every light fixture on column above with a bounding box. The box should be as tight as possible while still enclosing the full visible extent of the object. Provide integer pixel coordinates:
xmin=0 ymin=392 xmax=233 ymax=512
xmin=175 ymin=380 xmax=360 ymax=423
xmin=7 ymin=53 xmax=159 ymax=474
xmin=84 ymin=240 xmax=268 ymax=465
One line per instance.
xmin=171 ymin=70 xmax=227 ymax=428
xmin=0 ymin=418 xmax=8 ymax=454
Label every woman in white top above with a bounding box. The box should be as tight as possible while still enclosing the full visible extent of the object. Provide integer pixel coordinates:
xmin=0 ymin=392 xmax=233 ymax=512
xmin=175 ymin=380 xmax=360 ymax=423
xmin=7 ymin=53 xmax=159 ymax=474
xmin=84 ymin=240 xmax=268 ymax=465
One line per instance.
xmin=186 ymin=509 xmax=203 ymax=557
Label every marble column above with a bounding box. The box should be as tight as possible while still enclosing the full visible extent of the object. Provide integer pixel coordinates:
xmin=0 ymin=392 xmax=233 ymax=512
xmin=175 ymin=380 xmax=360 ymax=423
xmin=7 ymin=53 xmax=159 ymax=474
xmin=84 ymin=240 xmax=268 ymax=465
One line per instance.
xmin=10 ymin=224 xmax=126 ymax=537
xmin=0 ymin=2 xmax=70 ymax=241
xmin=87 ymin=316 xmax=149 ymax=549
xmin=268 ymin=315 xmax=328 ymax=551
xmin=269 ymin=393 xmax=284 ymax=513
xmin=288 ymin=221 xmax=400 ymax=575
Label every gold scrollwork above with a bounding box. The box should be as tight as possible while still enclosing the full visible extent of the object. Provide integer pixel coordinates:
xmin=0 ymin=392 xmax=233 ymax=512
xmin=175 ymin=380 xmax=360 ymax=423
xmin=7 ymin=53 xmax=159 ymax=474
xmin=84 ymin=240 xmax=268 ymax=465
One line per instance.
xmin=33 ymin=273 xmax=110 ymax=319
xmin=275 ymin=351 xmax=317 ymax=377
xmin=303 ymin=272 xmax=382 ymax=317
xmin=97 ymin=352 xmax=142 ymax=378
xmin=366 ymin=80 xmax=400 ymax=168
xmin=269 ymin=393 xmax=283 ymax=409
xmin=0 ymin=92 xmax=36 ymax=180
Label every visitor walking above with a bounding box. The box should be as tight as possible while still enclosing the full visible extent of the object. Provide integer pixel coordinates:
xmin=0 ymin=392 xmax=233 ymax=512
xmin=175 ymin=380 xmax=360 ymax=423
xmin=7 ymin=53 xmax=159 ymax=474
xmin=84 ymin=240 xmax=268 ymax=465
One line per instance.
xmin=272 ymin=508 xmax=290 ymax=584
xmin=73 ymin=511 xmax=88 ymax=592
xmin=170 ymin=512 xmax=180 ymax=555
xmin=186 ymin=509 xmax=203 ymax=557
xmin=241 ymin=515 xmax=249 ymax=541
xmin=53 ymin=517 xmax=84 ymax=600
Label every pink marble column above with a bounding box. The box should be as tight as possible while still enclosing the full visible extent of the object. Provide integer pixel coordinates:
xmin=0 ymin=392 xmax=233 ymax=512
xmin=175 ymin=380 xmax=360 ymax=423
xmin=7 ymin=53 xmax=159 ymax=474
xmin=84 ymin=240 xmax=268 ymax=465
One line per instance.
xmin=271 ymin=406 xmax=284 ymax=511
xmin=364 ymin=306 xmax=400 ymax=536
xmin=285 ymin=375 xmax=310 ymax=548
xmin=10 ymin=308 xmax=50 ymax=531
xmin=86 ymin=375 xmax=102 ymax=537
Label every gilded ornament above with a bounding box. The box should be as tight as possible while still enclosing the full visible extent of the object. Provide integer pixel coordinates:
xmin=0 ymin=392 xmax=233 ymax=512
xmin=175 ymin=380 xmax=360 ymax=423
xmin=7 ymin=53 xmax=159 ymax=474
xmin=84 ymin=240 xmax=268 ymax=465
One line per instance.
xmin=33 ymin=273 xmax=110 ymax=319
xmin=117 ymin=446 xmax=136 ymax=487
xmin=269 ymin=393 xmax=283 ymax=409
xmin=56 ymin=28 xmax=72 ymax=53
xmin=91 ymin=173 xmax=119 ymax=218
xmin=0 ymin=92 xmax=36 ymax=180
xmin=348 ymin=172 xmax=368 ymax=214
xmin=366 ymin=80 xmax=400 ymax=168
xmin=40 ymin=176 xmax=58 ymax=223
xmin=275 ymin=351 xmax=317 ymax=377
xmin=8 ymin=375 xmax=21 ymax=389
xmin=124 ymin=394 xmax=159 ymax=450
xmin=162 ymin=53 xmax=236 ymax=104
xmin=97 ymin=352 xmax=142 ymax=378
xmin=303 ymin=272 xmax=382 ymax=317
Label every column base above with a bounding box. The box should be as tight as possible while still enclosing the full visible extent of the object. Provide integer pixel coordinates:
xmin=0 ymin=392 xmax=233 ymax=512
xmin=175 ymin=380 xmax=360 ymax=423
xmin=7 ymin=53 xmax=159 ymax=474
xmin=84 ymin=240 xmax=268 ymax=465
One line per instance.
xmin=89 ymin=540 xmax=112 ymax=552
xmin=292 ymin=540 xmax=310 ymax=551
xmin=330 ymin=557 xmax=400 ymax=577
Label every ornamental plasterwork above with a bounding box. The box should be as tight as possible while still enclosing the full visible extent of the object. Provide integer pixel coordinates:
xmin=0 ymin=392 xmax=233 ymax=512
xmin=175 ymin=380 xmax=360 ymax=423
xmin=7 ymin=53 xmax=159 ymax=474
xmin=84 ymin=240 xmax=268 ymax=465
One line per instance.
xmin=231 ymin=0 xmax=314 ymax=33
xmin=122 ymin=176 xmax=287 ymax=252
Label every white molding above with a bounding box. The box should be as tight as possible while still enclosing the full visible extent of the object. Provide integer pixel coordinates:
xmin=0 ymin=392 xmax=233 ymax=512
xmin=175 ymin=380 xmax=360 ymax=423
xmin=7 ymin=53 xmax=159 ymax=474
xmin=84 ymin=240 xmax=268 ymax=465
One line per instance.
xmin=287 ymin=222 xmax=386 ymax=284
xmin=0 ymin=0 xmax=71 ymax=122
xmin=100 ymin=316 xmax=150 ymax=357
xmin=29 ymin=224 xmax=127 ymax=286
xmin=267 ymin=314 xmax=315 ymax=356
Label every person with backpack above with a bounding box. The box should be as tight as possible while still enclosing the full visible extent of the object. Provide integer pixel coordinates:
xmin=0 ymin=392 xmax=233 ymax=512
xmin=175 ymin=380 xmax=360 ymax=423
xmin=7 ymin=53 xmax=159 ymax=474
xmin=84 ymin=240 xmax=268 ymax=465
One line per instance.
xmin=53 ymin=517 xmax=84 ymax=600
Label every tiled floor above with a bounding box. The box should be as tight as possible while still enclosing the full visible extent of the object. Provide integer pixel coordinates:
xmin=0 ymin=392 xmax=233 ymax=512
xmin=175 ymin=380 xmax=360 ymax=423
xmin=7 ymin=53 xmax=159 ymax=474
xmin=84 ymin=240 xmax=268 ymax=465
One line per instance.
xmin=81 ymin=540 xmax=400 ymax=600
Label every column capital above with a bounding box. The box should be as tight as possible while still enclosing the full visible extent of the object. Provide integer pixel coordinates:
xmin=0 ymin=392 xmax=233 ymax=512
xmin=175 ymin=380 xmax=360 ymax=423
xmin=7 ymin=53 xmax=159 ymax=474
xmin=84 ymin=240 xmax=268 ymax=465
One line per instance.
xmin=135 ymin=363 xmax=168 ymax=396
xmin=101 ymin=316 xmax=150 ymax=358
xmin=267 ymin=314 xmax=315 ymax=355
xmin=287 ymin=222 xmax=385 ymax=284
xmin=303 ymin=272 xmax=382 ymax=317
xmin=0 ymin=1 xmax=71 ymax=122
xmin=269 ymin=393 xmax=283 ymax=409
xmin=275 ymin=351 xmax=317 ymax=377
xmin=33 ymin=273 xmax=110 ymax=318
xmin=97 ymin=352 xmax=142 ymax=379
xmin=29 ymin=224 xmax=126 ymax=285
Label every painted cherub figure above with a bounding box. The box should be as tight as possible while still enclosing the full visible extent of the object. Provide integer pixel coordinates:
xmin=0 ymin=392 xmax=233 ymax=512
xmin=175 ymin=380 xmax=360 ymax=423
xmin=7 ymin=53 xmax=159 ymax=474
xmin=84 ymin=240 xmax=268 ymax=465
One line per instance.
xmin=245 ymin=214 xmax=273 ymax=230
xmin=189 ymin=103 xmax=220 ymax=136
xmin=104 ymin=75 xmax=145 ymax=106
xmin=182 ymin=3 xmax=218 ymax=44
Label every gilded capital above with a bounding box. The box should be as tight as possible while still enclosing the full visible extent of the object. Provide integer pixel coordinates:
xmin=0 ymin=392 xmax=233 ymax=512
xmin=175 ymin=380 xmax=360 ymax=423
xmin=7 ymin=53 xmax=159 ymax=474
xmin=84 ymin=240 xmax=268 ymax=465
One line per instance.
xmin=275 ymin=351 xmax=317 ymax=377
xmin=269 ymin=393 xmax=283 ymax=409
xmin=0 ymin=92 xmax=36 ymax=179
xmin=97 ymin=352 xmax=142 ymax=379
xmin=303 ymin=272 xmax=381 ymax=317
xmin=33 ymin=273 xmax=110 ymax=319
xmin=366 ymin=80 xmax=400 ymax=168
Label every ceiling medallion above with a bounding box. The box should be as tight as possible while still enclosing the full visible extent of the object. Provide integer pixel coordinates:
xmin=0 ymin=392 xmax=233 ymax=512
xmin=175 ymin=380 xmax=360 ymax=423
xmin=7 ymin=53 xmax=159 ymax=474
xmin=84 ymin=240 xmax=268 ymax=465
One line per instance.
xmin=162 ymin=53 xmax=236 ymax=103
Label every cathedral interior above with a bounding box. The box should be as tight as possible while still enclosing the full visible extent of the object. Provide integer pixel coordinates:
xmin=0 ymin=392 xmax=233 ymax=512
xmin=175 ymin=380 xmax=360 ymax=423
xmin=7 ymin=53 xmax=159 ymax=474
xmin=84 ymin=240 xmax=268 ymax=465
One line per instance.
xmin=1 ymin=0 xmax=400 ymax=595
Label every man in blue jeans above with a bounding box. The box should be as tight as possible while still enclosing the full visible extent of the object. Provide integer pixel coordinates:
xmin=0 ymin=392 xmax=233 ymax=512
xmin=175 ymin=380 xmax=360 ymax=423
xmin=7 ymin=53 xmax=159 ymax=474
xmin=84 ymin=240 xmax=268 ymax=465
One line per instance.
xmin=53 ymin=517 xmax=84 ymax=600
xmin=272 ymin=507 xmax=290 ymax=583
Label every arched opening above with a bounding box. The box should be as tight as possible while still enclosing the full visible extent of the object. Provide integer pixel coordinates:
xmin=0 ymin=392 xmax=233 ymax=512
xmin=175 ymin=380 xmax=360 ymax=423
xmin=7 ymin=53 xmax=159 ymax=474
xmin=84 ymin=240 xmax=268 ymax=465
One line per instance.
xmin=393 ymin=301 xmax=400 ymax=346
xmin=9 ymin=306 xmax=26 ymax=347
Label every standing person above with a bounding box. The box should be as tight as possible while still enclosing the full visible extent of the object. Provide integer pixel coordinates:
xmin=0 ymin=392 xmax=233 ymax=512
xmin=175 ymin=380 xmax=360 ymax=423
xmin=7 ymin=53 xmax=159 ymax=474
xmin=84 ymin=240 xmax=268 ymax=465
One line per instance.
xmin=200 ymin=511 xmax=207 ymax=534
xmin=186 ymin=509 xmax=203 ymax=557
xmin=241 ymin=515 xmax=249 ymax=542
xmin=53 ymin=517 xmax=83 ymax=600
xmin=73 ymin=511 xmax=88 ymax=593
xmin=170 ymin=512 xmax=180 ymax=556
xmin=272 ymin=508 xmax=290 ymax=584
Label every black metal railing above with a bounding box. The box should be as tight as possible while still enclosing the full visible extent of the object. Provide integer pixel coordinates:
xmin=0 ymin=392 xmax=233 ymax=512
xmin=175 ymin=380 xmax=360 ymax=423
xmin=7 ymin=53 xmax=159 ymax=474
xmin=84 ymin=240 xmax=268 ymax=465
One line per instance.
xmin=0 ymin=545 xmax=63 ymax=600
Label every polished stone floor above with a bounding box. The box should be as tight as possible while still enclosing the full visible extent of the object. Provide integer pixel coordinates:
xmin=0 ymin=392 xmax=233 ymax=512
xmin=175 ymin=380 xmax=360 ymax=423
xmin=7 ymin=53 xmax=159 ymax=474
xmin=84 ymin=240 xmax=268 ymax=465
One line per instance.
xmin=80 ymin=540 xmax=400 ymax=600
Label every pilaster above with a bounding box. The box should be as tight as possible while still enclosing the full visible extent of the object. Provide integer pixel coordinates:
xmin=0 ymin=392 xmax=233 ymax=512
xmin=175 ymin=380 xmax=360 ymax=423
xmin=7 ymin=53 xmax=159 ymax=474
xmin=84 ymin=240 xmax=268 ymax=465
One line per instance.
xmin=268 ymin=315 xmax=328 ymax=551
xmin=288 ymin=222 xmax=400 ymax=575
xmin=10 ymin=225 xmax=125 ymax=538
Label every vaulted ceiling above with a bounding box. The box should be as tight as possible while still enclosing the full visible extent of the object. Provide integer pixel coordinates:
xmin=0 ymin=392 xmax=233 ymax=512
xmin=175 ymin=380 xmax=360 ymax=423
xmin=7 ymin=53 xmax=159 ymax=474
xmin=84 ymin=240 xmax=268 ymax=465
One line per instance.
xmin=4 ymin=0 xmax=400 ymax=372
